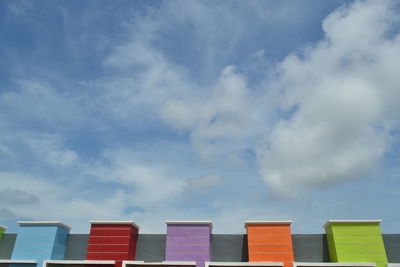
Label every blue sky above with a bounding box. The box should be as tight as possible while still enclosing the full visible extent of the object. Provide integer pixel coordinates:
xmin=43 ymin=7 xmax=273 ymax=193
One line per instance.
xmin=1 ymin=0 xmax=400 ymax=234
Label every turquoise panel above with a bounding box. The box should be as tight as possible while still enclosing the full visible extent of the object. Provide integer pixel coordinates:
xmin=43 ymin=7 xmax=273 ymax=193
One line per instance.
xmin=11 ymin=224 xmax=70 ymax=267
xmin=50 ymin=226 xmax=70 ymax=259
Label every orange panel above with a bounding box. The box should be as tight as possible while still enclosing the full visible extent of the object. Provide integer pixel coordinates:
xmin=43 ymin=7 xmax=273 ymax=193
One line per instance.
xmin=249 ymin=253 xmax=293 ymax=262
xmin=247 ymin=227 xmax=291 ymax=235
xmin=246 ymin=223 xmax=294 ymax=264
xmin=248 ymin=235 xmax=292 ymax=244
xmin=248 ymin=244 xmax=292 ymax=253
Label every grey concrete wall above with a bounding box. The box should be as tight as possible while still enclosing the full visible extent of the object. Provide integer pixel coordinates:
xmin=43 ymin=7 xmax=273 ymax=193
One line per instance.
xmin=0 ymin=234 xmax=16 ymax=259
xmin=135 ymin=234 xmax=166 ymax=261
xmin=292 ymin=234 xmax=330 ymax=262
xmin=383 ymin=234 xmax=400 ymax=263
xmin=212 ymin=234 xmax=248 ymax=262
xmin=64 ymin=234 xmax=89 ymax=260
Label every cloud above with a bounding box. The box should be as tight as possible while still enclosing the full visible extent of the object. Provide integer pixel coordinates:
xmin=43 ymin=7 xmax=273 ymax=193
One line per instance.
xmin=0 ymin=171 xmax=131 ymax=232
xmin=22 ymin=133 xmax=79 ymax=167
xmin=158 ymin=0 xmax=400 ymax=197
xmin=87 ymin=148 xmax=185 ymax=207
xmin=161 ymin=66 xmax=265 ymax=163
xmin=258 ymin=0 xmax=400 ymax=196
xmin=0 ymin=188 xmax=40 ymax=206
xmin=0 ymin=80 xmax=85 ymax=131
xmin=0 ymin=208 xmax=16 ymax=220
xmin=183 ymin=175 xmax=223 ymax=194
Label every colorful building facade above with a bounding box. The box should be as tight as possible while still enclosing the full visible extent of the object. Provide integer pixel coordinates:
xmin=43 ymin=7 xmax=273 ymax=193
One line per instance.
xmin=0 ymin=220 xmax=398 ymax=267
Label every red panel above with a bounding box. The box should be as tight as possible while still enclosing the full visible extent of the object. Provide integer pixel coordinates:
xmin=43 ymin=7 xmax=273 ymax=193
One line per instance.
xmin=90 ymin=229 xmax=132 ymax=236
xmin=86 ymin=252 xmax=130 ymax=260
xmin=90 ymin=224 xmax=132 ymax=230
xmin=88 ymin=236 xmax=131 ymax=245
xmin=87 ymin=244 xmax=131 ymax=253
xmin=86 ymin=223 xmax=139 ymax=261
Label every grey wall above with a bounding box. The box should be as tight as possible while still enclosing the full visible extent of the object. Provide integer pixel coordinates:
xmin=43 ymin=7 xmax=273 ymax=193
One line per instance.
xmin=212 ymin=234 xmax=248 ymax=262
xmin=135 ymin=234 xmax=166 ymax=261
xmin=1 ymin=233 xmax=400 ymax=262
xmin=0 ymin=234 xmax=16 ymax=259
xmin=292 ymin=234 xmax=330 ymax=262
xmin=383 ymin=234 xmax=400 ymax=263
xmin=64 ymin=234 xmax=89 ymax=260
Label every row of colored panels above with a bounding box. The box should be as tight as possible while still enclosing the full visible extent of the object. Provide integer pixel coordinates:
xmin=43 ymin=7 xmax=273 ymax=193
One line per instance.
xmin=0 ymin=220 xmax=392 ymax=267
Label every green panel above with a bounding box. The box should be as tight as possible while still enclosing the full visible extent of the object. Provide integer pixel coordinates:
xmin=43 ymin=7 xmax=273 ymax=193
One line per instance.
xmin=325 ymin=222 xmax=388 ymax=267
xmin=326 ymin=224 xmax=338 ymax=262
xmin=0 ymin=227 xmax=5 ymax=239
xmin=335 ymin=243 xmax=387 ymax=253
xmin=337 ymin=253 xmax=388 ymax=263
xmin=332 ymin=224 xmax=382 ymax=235
xmin=333 ymin=235 xmax=385 ymax=244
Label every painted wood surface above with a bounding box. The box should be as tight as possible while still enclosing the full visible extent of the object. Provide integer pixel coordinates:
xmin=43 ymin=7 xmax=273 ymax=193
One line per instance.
xmin=246 ymin=223 xmax=294 ymax=267
xmin=86 ymin=223 xmax=139 ymax=267
xmin=11 ymin=222 xmax=70 ymax=267
xmin=165 ymin=223 xmax=212 ymax=267
xmin=325 ymin=221 xmax=387 ymax=267
xmin=0 ymin=225 xmax=6 ymax=240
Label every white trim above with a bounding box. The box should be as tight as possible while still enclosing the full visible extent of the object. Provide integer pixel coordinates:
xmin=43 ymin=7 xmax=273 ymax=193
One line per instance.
xmin=165 ymin=221 xmax=213 ymax=228
xmin=123 ymin=261 xmax=196 ymax=267
xmin=293 ymin=262 xmax=376 ymax=267
xmin=205 ymin=262 xmax=284 ymax=267
xmin=90 ymin=221 xmax=140 ymax=229
xmin=323 ymin=220 xmax=382 ymax=229
xmin=0 ymin=224 xmax=7 ymax=230
xmin=18 ymin=221 xmax=71 ymax=230
xmin=245 ymin=221 xmax=293 ymax=228
xmin=387 ymin=264 xmax=400 ymax=267
xmin=43 ymin=260 xmax=116 ymax=267
xmin=0 ymin=260 xmax=37 ymax=264
xmin=162 ymin=262 xmax=197 ymax=265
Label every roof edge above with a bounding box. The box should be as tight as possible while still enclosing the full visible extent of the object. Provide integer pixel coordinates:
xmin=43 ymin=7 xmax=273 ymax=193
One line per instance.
xmin=165 ymin=221 xmax=213 ymax=228
xmin=245 ymin=221 xmax=293 ymax=228
xmin=90 ymin=221 xmax=140 ymax=229
xmin=323 ymin=220 xmax=382 ymax=229
xmin=18 ymin=221 xmax=71 ymax=230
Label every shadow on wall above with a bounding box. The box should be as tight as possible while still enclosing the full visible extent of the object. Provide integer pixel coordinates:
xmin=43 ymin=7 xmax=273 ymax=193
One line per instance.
xmin=292 ymin=234 xmax=330 ymax=262
xmin=0 ymin=234 xmax=16 ymax=259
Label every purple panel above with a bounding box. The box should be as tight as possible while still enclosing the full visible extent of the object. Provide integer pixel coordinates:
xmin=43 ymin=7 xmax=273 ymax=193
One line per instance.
xmin=167 ymin=236 xmax=210 ymax=244
xmin=167 ymin=245 xmax=209 ymax=253
xmin=165 ymin=224 xmax=211 ymax=267
xmin=167 ymin=225 xmax=211 ymax=236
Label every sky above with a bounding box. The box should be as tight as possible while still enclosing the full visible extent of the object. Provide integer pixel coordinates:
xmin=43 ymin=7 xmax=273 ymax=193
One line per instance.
xmin=1 ymin=0 xmax=400 ymax=234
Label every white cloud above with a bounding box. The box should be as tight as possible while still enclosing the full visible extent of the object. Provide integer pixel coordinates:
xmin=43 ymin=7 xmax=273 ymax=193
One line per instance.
xmin=0 ymin=80 xmax=84 ymax=129
xmin=258 ymin=0 xmax=400 ymax=196
xmin=21 ymin=133 xmax=79 ymax=167
xmin=0 ymin=188 xmax=40 ymax=206
xmin=161 ymin=66 xmax=265 ymax=163
xmin=183 ymin=175 xmax=223 ymax=194
xmin=0 ymin=171 xmax=132 ymax=232
xmin=158 ymin=0 xmax=400 ymax=197
xmin=87 ymin=148 xmax=185 ymax=207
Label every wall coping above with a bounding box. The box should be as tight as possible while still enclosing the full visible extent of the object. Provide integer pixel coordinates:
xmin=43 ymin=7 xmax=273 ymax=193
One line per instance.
xmin=165 ymin=221 xmax=213 ymax=228
xmin=90 ymin=221 xmax=140 ymax=229
xmin=18 ymin=221 xmax=71 ymax=230
xmin=323 ymin=220 xmax=382 ymax=229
